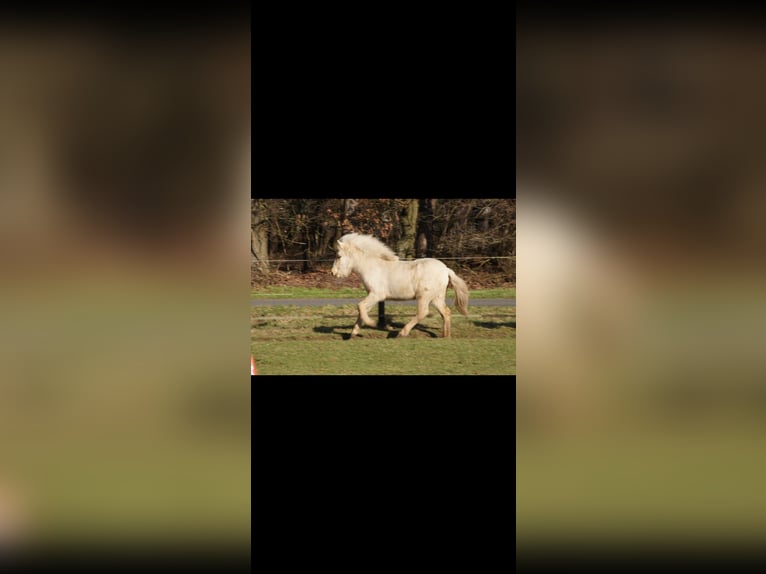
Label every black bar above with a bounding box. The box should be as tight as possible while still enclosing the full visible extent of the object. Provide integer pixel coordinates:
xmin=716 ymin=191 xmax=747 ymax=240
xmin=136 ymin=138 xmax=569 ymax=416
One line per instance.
xmin=377 ymin=301 xmax=386 ymax=329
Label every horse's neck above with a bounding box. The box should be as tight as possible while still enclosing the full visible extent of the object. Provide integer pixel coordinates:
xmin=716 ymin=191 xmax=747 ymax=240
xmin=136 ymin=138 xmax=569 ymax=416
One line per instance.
xmin=353 ymin=256 xmax=390 ymax=278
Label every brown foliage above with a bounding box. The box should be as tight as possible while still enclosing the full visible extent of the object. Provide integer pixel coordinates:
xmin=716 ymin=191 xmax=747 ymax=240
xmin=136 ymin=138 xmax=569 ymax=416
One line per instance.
xmin=251 ymin=198 xmax=515 ymax=285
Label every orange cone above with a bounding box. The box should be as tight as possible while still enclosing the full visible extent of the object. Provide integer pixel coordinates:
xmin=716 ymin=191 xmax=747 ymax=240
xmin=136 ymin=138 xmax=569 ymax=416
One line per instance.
xmin=251 ymin=355 xmax=257 ymax=375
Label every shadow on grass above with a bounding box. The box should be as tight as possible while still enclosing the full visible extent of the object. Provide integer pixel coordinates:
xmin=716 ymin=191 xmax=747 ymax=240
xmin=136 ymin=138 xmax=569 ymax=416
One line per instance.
xmin=312 ymin=324 xmax=387 ymax=340
xmin=385 ymin=322 xmax=439 ymax=338
xmin=312 ymin=322 xmax=439 ymax=340
xmin=312 ymin=325 xmax=354 ymax=339
xmin=473 ymin=320 xmax=516 ymax=329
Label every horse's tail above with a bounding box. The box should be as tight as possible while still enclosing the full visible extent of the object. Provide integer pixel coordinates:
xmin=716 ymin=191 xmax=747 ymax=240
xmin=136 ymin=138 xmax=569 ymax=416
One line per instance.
xmin=447 ymin=268 xmax=469 ymax=316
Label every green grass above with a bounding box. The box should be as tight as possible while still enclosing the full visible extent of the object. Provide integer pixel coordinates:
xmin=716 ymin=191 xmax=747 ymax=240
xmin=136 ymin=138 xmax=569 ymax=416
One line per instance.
xmin=517 ymin=421 xmax=766 ymax=544
xmin=251 ymin=286 xmax=515 ymax=299
xmin=252 ymin=304 xmax=515 ymax=374
xmin=0 ymin=279 xmax=250 ymax=544
xmin=253 ymin=338 xmax=514 ymax=375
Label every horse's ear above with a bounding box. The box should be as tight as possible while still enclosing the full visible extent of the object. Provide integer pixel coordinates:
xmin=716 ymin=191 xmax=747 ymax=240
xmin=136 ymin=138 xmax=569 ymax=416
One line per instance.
xmin=336 ymin=240 xmax=345 ymax=252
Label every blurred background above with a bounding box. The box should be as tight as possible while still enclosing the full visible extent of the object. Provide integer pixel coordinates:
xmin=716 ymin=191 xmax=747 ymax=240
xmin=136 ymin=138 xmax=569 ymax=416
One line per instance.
xmin=0 ymin=17 xmax=250 ymax=552
xmin=517 ymin=13 xmax=766 ymax=551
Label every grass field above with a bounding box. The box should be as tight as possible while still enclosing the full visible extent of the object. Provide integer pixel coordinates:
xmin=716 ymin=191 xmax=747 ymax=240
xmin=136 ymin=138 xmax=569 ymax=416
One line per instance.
xmin=517 ymin=420 xmax=766 ymax=545
xmin=251 ymin=300 xmax=515 ymax=375
xmin=0 ymin=279 xmax=250 ymax=546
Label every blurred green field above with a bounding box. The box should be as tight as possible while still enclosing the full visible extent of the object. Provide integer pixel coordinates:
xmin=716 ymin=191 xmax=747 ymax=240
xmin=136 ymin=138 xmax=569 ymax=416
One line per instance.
xmin=251 ymin=303 xmax=515 ymax=375
xmin=517 ymin=420 xmax=766 ymax=546
xmin=0 ymin=278 xmax=249 ymax=547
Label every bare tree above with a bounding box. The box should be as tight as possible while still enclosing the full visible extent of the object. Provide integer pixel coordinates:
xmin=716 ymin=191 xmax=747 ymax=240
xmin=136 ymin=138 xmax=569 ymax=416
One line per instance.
xmin=251 ymin=199 xmax=270 ymax=274
xmin=396 ymin=199 xmax=419 ymax=258
xmin=251 ymin=197 xmax=515 ymax=285
xmin=416 ymin=198 xmax=436 ymax=258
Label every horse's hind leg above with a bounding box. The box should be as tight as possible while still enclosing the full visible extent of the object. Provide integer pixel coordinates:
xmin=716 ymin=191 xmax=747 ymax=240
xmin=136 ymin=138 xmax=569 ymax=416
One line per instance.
xmin=398 ymin=297 xmax=430 ymax=338
xmin=432 ymin=297 xmax=452 ymax=338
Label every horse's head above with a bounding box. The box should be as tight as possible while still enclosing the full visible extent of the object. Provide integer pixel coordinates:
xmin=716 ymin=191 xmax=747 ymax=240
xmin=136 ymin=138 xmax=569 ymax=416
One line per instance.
xmin=331 ymin=240 xmax=353 ymax=278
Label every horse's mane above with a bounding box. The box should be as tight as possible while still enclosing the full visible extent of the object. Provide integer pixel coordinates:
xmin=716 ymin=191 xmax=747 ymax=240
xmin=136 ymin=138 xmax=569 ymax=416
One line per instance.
xmin=339 ymin=233 xmax=399 ymax=261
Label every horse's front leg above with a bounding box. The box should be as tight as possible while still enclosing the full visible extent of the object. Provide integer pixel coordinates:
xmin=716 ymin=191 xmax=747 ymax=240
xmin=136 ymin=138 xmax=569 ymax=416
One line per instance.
xmin=358 ymin=294 xmax=382 ymax=328
xmin=350 ymin=294 xmax=382 ymax=337
xmin=350 ymin=315 xmax=364 ymax=337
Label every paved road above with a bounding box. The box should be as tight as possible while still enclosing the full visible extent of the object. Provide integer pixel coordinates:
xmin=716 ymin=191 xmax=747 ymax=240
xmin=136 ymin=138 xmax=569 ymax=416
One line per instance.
xmin=252 ymin=298 xmax=515 ymax=307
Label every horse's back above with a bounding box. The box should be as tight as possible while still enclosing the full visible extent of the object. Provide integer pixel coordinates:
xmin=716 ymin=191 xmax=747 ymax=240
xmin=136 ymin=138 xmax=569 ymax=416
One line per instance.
xmin=382 ymin=258 xmax=449 ymax=300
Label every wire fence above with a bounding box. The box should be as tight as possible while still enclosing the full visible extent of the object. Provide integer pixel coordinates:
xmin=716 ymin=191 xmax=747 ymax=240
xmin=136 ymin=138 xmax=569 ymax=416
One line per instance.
xmin=252 ymin=255 xmax=515 ymax=284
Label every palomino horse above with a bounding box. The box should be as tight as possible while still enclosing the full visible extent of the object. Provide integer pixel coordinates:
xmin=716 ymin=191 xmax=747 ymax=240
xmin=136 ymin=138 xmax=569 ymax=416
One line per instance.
xmin=331 ymin=233 xmax=469 ymax=337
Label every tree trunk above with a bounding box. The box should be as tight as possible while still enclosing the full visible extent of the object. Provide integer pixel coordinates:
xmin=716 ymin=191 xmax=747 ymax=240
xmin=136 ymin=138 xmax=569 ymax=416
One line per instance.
xmin=303 ymin=235 xmax=312 ymax=273
xmin=396 ymin=199 xmax=419 ymax=258
xmin=479 ymin=204 xmax=491 ymax=233
xmin=416 ymin=198 xmax=436 ymax=258
xmin=455 ymin=202 xmax=472 ymax=256
xmin=334 ymin=198 xmax=349 ymax=245
xmin=251 ymin=199 xmax=270 ymax=274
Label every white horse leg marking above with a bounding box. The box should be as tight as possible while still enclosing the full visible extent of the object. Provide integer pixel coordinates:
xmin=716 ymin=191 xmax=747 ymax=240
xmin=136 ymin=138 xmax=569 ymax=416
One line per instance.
xmin=398 ymin=296 xmax=431 ymax=337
